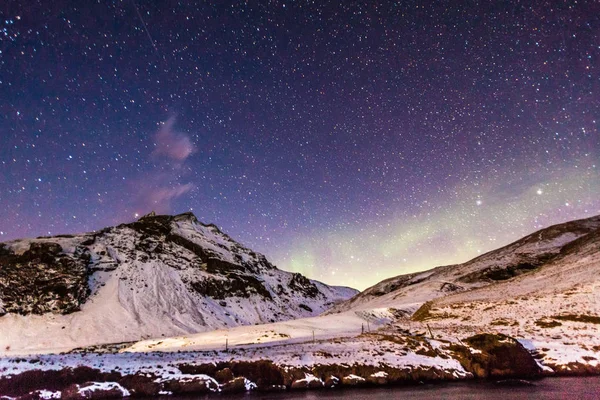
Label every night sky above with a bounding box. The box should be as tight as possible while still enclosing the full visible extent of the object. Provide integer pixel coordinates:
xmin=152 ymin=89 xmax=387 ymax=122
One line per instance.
xmin=1 ymin=1 xmax=599 ymax=290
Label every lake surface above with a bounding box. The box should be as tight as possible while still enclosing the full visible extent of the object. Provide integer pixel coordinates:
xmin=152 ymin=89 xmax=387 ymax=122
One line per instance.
xmin=170 ymin=377 xmax=600 ymax=399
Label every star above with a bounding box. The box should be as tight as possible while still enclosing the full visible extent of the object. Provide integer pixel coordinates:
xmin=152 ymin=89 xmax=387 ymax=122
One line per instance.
xmin=0 ymin=1 xmax=598 ymax=290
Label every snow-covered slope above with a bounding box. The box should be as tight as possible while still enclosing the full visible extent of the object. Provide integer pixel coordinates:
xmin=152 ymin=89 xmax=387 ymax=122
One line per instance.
xmin=116 ymin=213 xmax=600 ymax=373
xmin=3 ymin=215 xmax=600 ymax=397
xmin=0 ymin=212 xmax=357 ymax=354
xmin=330 ymin=215 xmax=600 ymax=315
xmin=319 ymin=215 xmax=600 ymax=372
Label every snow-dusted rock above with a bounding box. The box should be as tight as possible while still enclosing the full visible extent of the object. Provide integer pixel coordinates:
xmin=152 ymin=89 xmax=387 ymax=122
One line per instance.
xmin=290 ymin=373 xmax=324 ymax=389
xmin=62 ymin=381 xmax=129 ymax=399
xmin=341 ymin=374 xmax=366 ymax=386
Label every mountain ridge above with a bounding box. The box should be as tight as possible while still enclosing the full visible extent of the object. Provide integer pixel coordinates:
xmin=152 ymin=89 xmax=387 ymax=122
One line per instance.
xmin=0 ymin=212 xmax=357 ymax=354
xmin=329 ymin=214 xmax=600 ymax=314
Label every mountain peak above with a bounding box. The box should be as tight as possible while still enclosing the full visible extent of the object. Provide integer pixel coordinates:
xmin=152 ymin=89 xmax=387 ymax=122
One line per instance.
xmin=172 ymin=211 xmax=199 ymax=223
xmin=0 ymin=212 xmax=358 ymax=353
xmin=139 ymin=211 xmax=157 ymax=219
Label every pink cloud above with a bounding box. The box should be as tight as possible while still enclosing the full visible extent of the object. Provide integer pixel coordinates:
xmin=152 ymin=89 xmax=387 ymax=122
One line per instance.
xmin=152 ymin=116 xmax=195 ymax=161
xmin=124 ymin=116 xmax=197 ymax=218
xmin=148 ymin=183 xmax=195 ymax=207
xmin=133 ymin=181 xmax=195 ymax=215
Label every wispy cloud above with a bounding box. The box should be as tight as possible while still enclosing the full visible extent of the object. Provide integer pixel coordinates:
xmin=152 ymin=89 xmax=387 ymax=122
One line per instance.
xmin=133 ymin=179 xmax=195 ymax=215
xmin=130 ymin=116 xmax=196 ymax=216
xmin=151 ymin=116 xmax=195 ymax=162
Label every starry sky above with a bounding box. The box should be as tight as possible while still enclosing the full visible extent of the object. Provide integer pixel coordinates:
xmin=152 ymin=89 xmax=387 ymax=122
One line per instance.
xmin=1 ymin=1 xmax=599 ymax=290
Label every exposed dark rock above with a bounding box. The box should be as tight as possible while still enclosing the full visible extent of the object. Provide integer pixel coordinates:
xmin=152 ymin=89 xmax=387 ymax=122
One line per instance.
xmin=162 ymin=376 xmax=218 ymax=394
xmin=117 ymin=374 xmax=160 ymax=396
xmin=256 ymin=254 xmax=277 ymax=270
xmin=0 ymin=242 xmax=91 ymax=315
xmin=165 ymin=233 xmax=210 ymax=260
xmin=190 ymin=275 xmax=272 ymax=300
xmin=0 ymin=243 xmax=11 ymax=256
xmin=172 ymin=211 xmax=198 ymax=223
xmin=214 ymin=368 xmax=234 ymax=383
xmin=298 ymin=304 xmax=313 ymax=312
xmin=411 ymin=301 xmax=433 ymax=321
xmin=0 ymin=367 xmax=120 ymax=397
xmin=548 ymin=361 xmax=600 ymax=376
xmin=450 ymin=333 xmax=541 ymax=379
xmin=206 ymin=257 xmax=247 ymax=274
xmin=230 ymin=361 xmax=285 ymax=389
xmin=458 ymin=254 xmax=555 ymax=283
xmin=125 ymin=215 xmax=172 ymax=237
xmin=310 ymin=363 xmax=464 ymax=385
xmin=80 ymin=237 xmax=95 ymax=246
xmin=553 ymin=314 xmax=600 ymax=324
xmin=221 ymin=377 xmax=251 ymax=393
xmin=407 ymin=276 xmax=429 ymax=286
xmin=324 ymin=376 xmax=339 ymax=388
xmin=176 ymin=363 xmax=219 ymax=376
xmin=289 ymin=273 xmax=321 ymax=299
xmin=369 ymin=275 xmax=415 ymax=297
xmin=440 ymin=282 xmax=464 ymax=292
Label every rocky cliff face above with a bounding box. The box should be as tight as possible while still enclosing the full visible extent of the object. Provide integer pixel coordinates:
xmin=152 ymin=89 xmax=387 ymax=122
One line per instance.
xmin=0 ymin=212 xmax=357 ymax=353
xmin=0 ymin=242 xmax=90 ymax=315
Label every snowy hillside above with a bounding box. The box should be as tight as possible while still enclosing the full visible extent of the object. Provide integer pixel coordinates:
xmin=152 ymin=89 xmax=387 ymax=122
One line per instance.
xmin=118 ymin=214 xmax=600 ymax=379
xmin=2 ymin=215 xmax=600 ymax=398
xmin=0 ymin=212 xmax=357 ymax=354
xmin=330 ymin=215 xmax=600 ymax=315
xmin=408 ymin=223 xmax=600 ymax=372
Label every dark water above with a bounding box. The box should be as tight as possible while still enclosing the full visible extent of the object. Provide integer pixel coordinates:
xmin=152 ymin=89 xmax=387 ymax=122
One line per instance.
xmin=171 ymin=377 xmax=600 ymax=400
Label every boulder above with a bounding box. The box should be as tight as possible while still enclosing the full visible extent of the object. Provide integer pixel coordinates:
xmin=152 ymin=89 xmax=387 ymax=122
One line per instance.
xmin=451 ymin=334 xmax=542 ymax=379
xmin=162 ymin=375 xmax=218 ymax=394
xmin=367 ymin=371 xmax=388 ymax=385
xmin=221 ymin=377 xmax=256 ymax=393
xmin=62 ymin=382 xmax=129 ymax=400
xmin=341 ymin=374 xmax=367 ymax=386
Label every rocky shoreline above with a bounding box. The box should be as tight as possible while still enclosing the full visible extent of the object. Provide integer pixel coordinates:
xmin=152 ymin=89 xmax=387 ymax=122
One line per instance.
xmin=2 ymin=333 xmax=598 ymax=399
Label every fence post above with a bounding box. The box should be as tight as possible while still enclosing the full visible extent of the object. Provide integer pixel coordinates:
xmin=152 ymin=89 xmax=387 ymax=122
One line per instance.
xmin=426 ymin=324 xmax=434 ymax=339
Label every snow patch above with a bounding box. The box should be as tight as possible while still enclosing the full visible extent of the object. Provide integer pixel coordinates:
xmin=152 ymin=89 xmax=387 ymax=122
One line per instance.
xmin=78 ymin=382 xmax=130 ymax=397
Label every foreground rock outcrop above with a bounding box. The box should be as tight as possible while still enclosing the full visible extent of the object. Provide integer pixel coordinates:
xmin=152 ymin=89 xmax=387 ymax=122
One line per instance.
xmin=448 ymin=334 xmax=542 ymax=378
xmin=0 ymin=329 xmax=557 ymax=399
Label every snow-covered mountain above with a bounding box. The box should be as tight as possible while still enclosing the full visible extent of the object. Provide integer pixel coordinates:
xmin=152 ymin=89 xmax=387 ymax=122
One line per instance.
xmin=3 ymin=215 xmax=600 ymax=397
xmin=330 ymin=214 xmax=600 ymax=315
xmin=0 ymin=212 xmax=357 ymax=354
xmin=322 ymin=214 xmax=600 ymax=371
